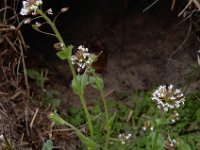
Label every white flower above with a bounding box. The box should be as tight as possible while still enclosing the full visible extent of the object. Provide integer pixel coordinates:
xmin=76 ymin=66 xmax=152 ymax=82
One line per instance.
xmin=71 ymin=45 xmax=93 ymax=73
xmin=152 ymin=84 xmax=185 ymax=112
xmin=61 ymin=7 xmax=69 ymax=13
xmin=172 ymin=139 xmax=177 ymax=144
xmin=118 ymin=133 xmax=132 ymax=144
xmin=168 ymin=136 xmax=177 ymax=147
xmin=35 ymin=22 xmax=42 ymax=27
xmin=142 ymin=126 xmax=147 ymax=131
xmin=20 ymin=8 xmax=29 ymax=15
xmin=47 ymin=8 xmax=53 ymax=15
xmin=24 ymin=18 xmax=31 ymax=24
xmin=150 ymin=126 xmax=154 ymax=131
xmin=170 ymin=110 xmax=179 ymax=123
xmin=36 ymin=0 xmax=43 ymax=5
xmin=143 ymin=121 xmax=153 ymax=131
xmin=20 ymin=0 xmax=43 ymax=16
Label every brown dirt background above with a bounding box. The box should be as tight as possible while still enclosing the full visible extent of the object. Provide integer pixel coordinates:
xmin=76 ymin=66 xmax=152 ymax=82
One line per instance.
xmin=26 ymin=0 xmax=200 ymax=107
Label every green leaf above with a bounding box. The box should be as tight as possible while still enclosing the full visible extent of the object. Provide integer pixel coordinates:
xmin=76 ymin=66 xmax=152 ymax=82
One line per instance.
xmin=89 ymin=76 xmax=104 ymax=90
xmin=156 ymin=134 xmax=165 ymax=150
xmin=72 ymin=74 xmax=89 ymax=95
xmin=81 ymin=73 xmax=89 ymax=94
xmin=72 ymin=76 xmax=82 ymax=95
xmin=105 ymin=112 xmax=116 ymax=131
xmin=45 ymin=98 xmax=60 ymax=110
xmin=147 ymin=132 xmax=165 ymax=150
xmin=56 ymin=45 xmax=73 ymax=60
xmin=42 ymin=139 xmax=53 ymax=150
xmin=43 ymin=90 xmax=61 ymax=109
xmin=76 ymin=132 xmax=99 ymax=150
xmin=177 ymin=139 xmax=192 ymax=150
xmin=68 ymin=106 xmax=80 ymax=115
xmin=155 ymin=118 xmax=162 ymax=126
xmin=27 ymin=69 xmax=45 ymax=88
xmin=196 ymin=109 xmax=200 ymax=121
xmin=49 ymin=112 xmax=65 ymax=125
xmin=32 ymin=24 xmax=40 ymax=31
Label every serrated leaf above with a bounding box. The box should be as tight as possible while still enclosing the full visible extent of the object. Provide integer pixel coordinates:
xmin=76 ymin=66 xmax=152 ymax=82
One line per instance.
xmin=27 ymin=69 xmax=45 ymax=88
xmin=44 ymin=98 xmax=60 ymax=109
xmin=43 ymin=90 xmax=61 ymax=109
xmin=42 ymin=139 xmax=53 ymax=150
xmin=56 ymin=45 xmax=73 ymax=60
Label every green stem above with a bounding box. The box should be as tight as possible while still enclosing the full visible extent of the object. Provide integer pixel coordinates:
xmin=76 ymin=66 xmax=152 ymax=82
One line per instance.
xmin=63 ymin=118 xmax=85 ymax=136
xmin=100 ymin=89 xmax=110 ymax=150
xmin=67 ymin=58 xmax=76 ymax=78
xmin=152 ymin=131 xmax=159 ymax=150
xmin=38 ymin=9 xmax=94 ymax=137
xmin=79 ymin=93 xmax=94 ymax=137
xmin=3 ymin=134 xmax=14 ymax=150
xmin=37 ymin=9 xmax=64 ymax=43
xmin=37 ymin=9 xmax=76 ymax=77
xmin=92 ymin=72 xmax=110 ymax=150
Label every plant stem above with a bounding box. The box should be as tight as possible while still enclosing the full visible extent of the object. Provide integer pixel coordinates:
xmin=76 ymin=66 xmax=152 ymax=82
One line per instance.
xmin=100 ymin=89 xmax=110 ymax=150
xmin=3 ymin=134 xmax=14 ymax=150
xmin=38 ymin=9 xmax=94 ymax=137
xmin=79 ymin=93 xmax=94 ymax=137
xmin=100 ymin=90 xmax=109 ymax=124
xmin=152 ymin=131 xmax=159 ymax=150
xmin=63 ymin=118 xmax=85 ymax=136
xmin=92 ymin=72 xmax=110 ymax=150
xmin=37 ymin=10 xmax=64 ymax=43
xmin=37 ymin=9 xmax=76 ymax=77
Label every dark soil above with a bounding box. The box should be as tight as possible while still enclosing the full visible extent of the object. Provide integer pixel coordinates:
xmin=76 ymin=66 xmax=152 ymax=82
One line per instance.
xmin=25 ymin=0 xmax=200 ymax=106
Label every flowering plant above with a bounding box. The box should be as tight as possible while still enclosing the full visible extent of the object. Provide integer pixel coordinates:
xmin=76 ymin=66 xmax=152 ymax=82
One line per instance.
xmin=19 ymin=1 xmax=200 ymax=150
xmin=20 ymin=1 xmax=111 ymax=149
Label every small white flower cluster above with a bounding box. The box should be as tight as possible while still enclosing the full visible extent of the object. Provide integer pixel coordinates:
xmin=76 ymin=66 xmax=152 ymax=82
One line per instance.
xmin=71 ymin=45 xmax=92 ymax=72
xmin=168 ymin=136 xmax=177 ymax=147
xmin=47 ymin=8 xmax=53 ymax=15
xmin=118 ymin=133 xmax=132 ymax=144
xmin=170 ymin=110 xmax=179 ymax=123
xmin=143 ymin=121 xmax=153 ymax=131
xmin=152 ymin=84 xmax=185 ymax=112
xmin=20 ymin=0 xmax=43 ymax=16
xmin=169 ymin=139 xmax=177 ymax=147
